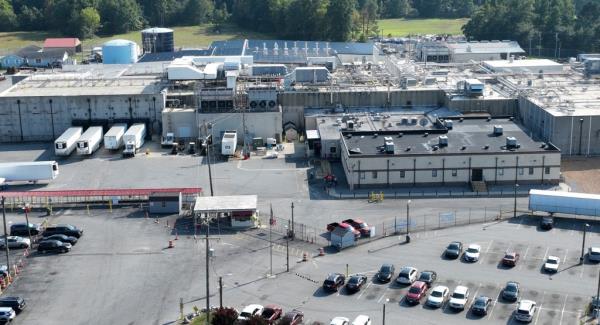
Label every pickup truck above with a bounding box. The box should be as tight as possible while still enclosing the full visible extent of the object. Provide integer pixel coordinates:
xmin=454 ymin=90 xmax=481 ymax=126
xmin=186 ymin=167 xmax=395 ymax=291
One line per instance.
xmin=343 ymin=218 xmax=371 ymax=236
xmin=327 ymin=222 xmax=360 ymax=238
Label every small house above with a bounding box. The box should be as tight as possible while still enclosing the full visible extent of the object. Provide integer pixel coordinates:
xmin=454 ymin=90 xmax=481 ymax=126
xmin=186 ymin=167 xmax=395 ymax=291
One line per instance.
xmin=43 ymin=38 xmax=82 ymax=55
xmin=23 ymin=48 xmax=69 ymax=68
xmin=330 ymin=225 xmax=356 ymax=250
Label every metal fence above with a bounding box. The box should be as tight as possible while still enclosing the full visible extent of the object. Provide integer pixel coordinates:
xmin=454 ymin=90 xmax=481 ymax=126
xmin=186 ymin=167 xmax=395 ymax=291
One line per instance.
xmin=260 ymin=214 xmax=330 ymax=247
xmin=323 ymin=188 xmax=531 ymax=200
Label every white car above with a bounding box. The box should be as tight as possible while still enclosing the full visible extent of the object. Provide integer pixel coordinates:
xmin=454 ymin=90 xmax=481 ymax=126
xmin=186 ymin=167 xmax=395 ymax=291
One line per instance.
xmin=237 ymin=304 xmax=264 ymax=320
xmin=588 ymin=247 xmax=600 ymax=262
xmin=352 ymin=315 xmax=371 ymax=325
xmin=449 ymin=285 xmax=470 ymax=310
xmin=0 ymin=307 xmax=15 ymax=322
xmin=463 ymin=244 xmax=481 ymax=262
xmin=396 ymin=266 xmax=418 ymax=284
xmin=0 ymin=236 xmax=31 ymax=249
xmin=515 ymin=299 xmax=537 ymax=322
xmin=427 ymin=285 xmax=450 ymax=308
xmin=330 ymin=316 xmax=350 ymax=325
xmin=544 ymin=256 xmax=560 ymax=272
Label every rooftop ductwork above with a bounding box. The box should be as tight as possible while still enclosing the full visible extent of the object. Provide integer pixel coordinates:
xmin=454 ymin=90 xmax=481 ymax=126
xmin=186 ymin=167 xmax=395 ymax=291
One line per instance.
xmin=494 ymin=125 xmax=503 ymax=135
xmin=438 ymin=135 xmax=448 ymax=147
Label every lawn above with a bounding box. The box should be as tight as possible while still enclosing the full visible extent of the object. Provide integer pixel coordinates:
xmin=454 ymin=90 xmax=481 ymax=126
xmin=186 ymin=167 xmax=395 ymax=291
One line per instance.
xmin=377 ymin=18 xmax=468 ymax=37
xmin=0 ymin=23 xmax=270 ymax=54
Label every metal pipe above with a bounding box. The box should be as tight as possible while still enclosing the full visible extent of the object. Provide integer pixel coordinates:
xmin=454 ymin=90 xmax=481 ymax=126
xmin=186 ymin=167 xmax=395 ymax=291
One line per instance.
xmin=49 ymin=99 xmax=55 ymax=138
xmin=406 ymin=200 xmax=411 ymax=243
xmin=579 ymin=118 xmax=584 ymax=156
xmin=17 ymin=100 xmax=23 ymax=141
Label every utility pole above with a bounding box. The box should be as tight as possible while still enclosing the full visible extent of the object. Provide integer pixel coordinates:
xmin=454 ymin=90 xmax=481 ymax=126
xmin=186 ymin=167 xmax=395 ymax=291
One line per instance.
xmin=269 ymin=204 xmax=273 ymax=277
xmin=513 ymin=183 xmax=519 ymax=219
xmin=290 ymin=202 xmax=295 ymax=240
xmin=1 ymin=197 xmax=9 ymax=269
xmin=204 ymin=122 xmax=214 ymax=197
xmin=219 ymin=276 xmax=223 ymax=308
xmin=406 ymin=200 xmax=411 ymax=243
xmin=581 ymin=223 xmax=590 ymax=264
xmin=286 ymin=220 xmax=290 ymax=272
xmin=23 ymin=204 xmax=32 ymax=246
xmin=205 ymin=217 xmax=210 ymax=325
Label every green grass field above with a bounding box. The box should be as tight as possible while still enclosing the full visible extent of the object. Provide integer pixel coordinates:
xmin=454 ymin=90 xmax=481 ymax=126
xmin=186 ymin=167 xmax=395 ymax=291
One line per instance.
xmin=377 ymin=18 xmax=468 ymax=37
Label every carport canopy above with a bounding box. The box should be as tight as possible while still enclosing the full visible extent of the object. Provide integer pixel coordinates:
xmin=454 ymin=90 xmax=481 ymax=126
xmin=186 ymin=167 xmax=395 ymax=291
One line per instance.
xmin=194 ymin=195 xmax=257 ymax=214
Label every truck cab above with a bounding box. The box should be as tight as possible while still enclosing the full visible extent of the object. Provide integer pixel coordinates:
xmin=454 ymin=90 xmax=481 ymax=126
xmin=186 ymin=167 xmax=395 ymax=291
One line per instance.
xmin=161 ymin=132 xmax=175 ymax=148
xmin=123 ymin=141 xmax=137 ymax=157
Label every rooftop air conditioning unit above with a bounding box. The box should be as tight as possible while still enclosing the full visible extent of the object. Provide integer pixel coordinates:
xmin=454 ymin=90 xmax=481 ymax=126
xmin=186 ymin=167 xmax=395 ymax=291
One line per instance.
xmin=494 ymin=125 xmax=503 ymax=135
xmin=438 ymin=135 xmax=448 ymax=147
xmin=385 ymin=141 xmax=395 ymax=154
xmin=506 ymin=136 xmax=518 ymax=148
xmin=445 ymin=120 xmax=453 ymax=129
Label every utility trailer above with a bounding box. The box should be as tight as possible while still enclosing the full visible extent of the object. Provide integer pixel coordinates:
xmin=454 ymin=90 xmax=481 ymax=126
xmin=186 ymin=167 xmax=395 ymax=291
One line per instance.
xmin=104 ymin=124 xmax=128 ymax=150
xmin=0 ymin=161 xmax=59 ymax=184
xmin=76 ymin=127 xmax=103 ymax=155
xmin=122 ymin=124 xmax=146 ymax=157
xmin=54 ymin=127 xmax=83 ymax=156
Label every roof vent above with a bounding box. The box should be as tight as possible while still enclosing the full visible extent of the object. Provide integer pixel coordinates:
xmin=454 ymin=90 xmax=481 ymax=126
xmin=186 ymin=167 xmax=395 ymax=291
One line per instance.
xmin=506 ymin=136 xmax=518 ymax=148
xmin=349 ymin=148 xmax=362 ymax=154
xmin=493 ymin=125 xmax=503 ymax=135
xmin=405 ymin=147 xmax=411 ymax=152
xmin=385 ymin=141 xmax=395 ymax=154
xmin=445 ymin=120 xmax=453 ymax=129
xmin=347 ymin=120 xmax=354 ymax=129
xmin=540 ymin=143 xmax=547 ymax=148
xmin=459 ymin=117 xmax=464 ymax=122
xmin=460 ymin=146 xmax=466 ymax=150
xmin=398 ymin=132 xmax=404 ymax=138
xmin=384 ymin=136 xmax=393 ymax=142
xmin=483 ymin=145 xmax=489 ymax=150
xmin=486 ymin=117 xmax=492 ymax=122
xmin=346 ymin=134 xmax=352 ymax=139
xmin=509 ymin=116 xmax=515 ymax=121
xmin=438 ymin=135 xmax=448 ymax=147
xmin=423 ymin=132 xmax=429 ymax=137
xmin=432 ymin=145 xmax=439 ymax=151
xmin=373 ymin=133 xmax=378 ymax=138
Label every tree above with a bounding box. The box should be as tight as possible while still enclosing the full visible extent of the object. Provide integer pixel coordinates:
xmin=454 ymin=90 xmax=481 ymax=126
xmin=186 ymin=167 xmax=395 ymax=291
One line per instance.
xmin=17 ymin=5 xmax=44 ymax=31
xmin=325 ymin=0 xmax=355 ymax=41
xmin=78 ymin=7 xmax=101 ymax=39
xmin=99 ymin=0 xmax=144 ymax=34
xmin=182 ymin=0 xmax=214 ymax=25
xmin=211 ymin=307 xmax=238 ymax=325
xmin=212 ymin=5 xmax=230 ymax=32
xmin=0 ymin=0 xmax=17 ymax=31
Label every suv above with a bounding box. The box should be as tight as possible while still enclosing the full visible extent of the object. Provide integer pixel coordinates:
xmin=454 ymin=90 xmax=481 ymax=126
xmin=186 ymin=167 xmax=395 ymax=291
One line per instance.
xmin=502 ymin=281 xmax=520 ymax=301
xmin=405 ymin=281 xmax=429 ymax=304
xmin=515 ymin=300 xmax=537 ymax=322
xmin=323 ymin=273 xmax=345 ymax=292
xmin=43 ymin=224 xmax=83 ymax=238
xmin=540 ymin=216 xmax=554 ymax=230
xmin=0 ymin=307 xmax=15 ymax=322
xmin=37 ymin=240 xmax=71 ymax=254
xmin=588 ymin=247 xmax=600 ymax=262
xmin=449 ymin=286 xmax=470 ymax=310
xmin=0 ymin=297 xmax=26 ymax=313
xmin=10 ymin=223 xmax=41 ymax=236
xmin=396 ymin=267 xmax=418 ymax=285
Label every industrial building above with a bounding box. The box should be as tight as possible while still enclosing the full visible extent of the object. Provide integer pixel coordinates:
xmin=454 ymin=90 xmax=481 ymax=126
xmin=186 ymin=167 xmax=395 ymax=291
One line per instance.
xmin=417 ymin=40 xmax=525 ymax=63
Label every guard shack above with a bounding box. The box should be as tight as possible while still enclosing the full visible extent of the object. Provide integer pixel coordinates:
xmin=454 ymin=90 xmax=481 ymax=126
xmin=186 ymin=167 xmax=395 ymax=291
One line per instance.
xmin=193 ymin=195 xmax=259 ymax=228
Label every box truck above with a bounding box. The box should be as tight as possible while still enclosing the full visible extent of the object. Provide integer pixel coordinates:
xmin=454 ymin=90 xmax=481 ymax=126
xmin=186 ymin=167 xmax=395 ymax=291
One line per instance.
xmin=104 ymin=124 xmax=128 ymax=150
xmin=54 ymin=127 xmax=83 ymax=156
xmin=0 ymin=161 xmax=59 ymax=184
xmin=123 ymin=123 xmax=146 ymax=157
xmin=76 ymin=126 xmax=103 ymax=155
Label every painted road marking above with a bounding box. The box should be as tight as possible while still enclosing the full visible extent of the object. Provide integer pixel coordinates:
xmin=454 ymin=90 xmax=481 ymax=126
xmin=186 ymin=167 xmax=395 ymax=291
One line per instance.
xmin=357 ymin=282 xmax=372 ymax=300
xmin=533 ymin=291 xmax=546 ymax=325
xmin=559 ymin=294 xmax=569 ymax=325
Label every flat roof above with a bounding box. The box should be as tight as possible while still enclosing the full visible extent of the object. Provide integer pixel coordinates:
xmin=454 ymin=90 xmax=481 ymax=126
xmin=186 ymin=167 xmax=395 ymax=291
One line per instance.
xmin=341 ymin=117 xmax=560 ymax=157
xmin=194 ymin=195 xmax=257 ymax=213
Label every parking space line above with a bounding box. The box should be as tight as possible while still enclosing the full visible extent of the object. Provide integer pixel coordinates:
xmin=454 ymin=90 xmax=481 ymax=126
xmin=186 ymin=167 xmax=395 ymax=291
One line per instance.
xmin=480 ymin=240 xmax=494 ymax=264
xmin=563 ymin=249 xmax=569 ymax=264
xmin=357 ymin=282 xmax=372 ymax=300
xmin=534 ymin=291 xmax=546 ymax=325
xmin=580 ymin=263 xmax=585 ymax=278
xmin=377 ymin=288 xmax=390 ymax=303
xmin=559 ymin=294 xmax=568 ymax=325
xmin=543 ymin=247 xmax=549 ymax=261
xmin=517 ymin=217 xmax=524 ymax=229
xmin=488 ymin=285 xmax=499 ymax=320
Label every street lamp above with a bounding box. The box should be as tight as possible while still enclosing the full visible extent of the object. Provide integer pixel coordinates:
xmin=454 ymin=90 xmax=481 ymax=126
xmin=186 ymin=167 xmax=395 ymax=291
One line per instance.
xmin=513 ymin=183 xmax=519 ymax=219
xmin=581 ymin=223 xmax=590 ymax=263
xmin=382 ymin=298 xmax=389 ymax=325
xmin=406 ymin=200 xmax=411 ymax=243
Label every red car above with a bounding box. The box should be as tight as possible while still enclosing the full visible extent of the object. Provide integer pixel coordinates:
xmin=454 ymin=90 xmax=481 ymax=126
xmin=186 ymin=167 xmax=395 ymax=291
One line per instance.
xmin=280 ymin=309 xmax=303 ymax=325
xmin=343 ymin=218 xmax=371 ymax=236
xmin=261 ymin=304 xmax=282 ymax=323
xmin=406 ymin=281 xmax=429 ymax=304
xmin=502 ymin=252 xmax=520 ymax=267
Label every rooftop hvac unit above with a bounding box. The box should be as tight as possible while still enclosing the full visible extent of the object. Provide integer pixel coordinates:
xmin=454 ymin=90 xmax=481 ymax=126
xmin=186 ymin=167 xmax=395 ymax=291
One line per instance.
xmin=385 ymin=141 xmax=395 ymax=154
xmin=347 ymin=120 xmax=354 ymax=130
xmin=438 ymin=135 xmax=448 ymax=147
xmin=410 ymin=118 xmax=417 ymax=125
xmin=506 ymin=136 xmax=518 ymax=148
xmin=494 ymin=125 xmax=503 ymax=135
xmin=401 ymin=117 xmax=408 ymax=124
xmin=445 ymin=120 xmax=453 ymax=129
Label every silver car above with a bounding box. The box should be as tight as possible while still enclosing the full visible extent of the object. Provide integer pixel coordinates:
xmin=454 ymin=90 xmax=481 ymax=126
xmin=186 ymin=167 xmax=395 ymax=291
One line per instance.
xmin=0 ymin=236 xmax=31 ymax=249
xmin=588 ymin=247 xmax=600 ymax=262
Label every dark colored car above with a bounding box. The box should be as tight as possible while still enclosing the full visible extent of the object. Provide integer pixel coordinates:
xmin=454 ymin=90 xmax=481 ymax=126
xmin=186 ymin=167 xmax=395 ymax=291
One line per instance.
xmin=502 ymin=281 xmax=520 ymax=301
xmin=323 ymin=273 xmax=345 ymax=292
xmin=10 ymin=223 xmax=41 ymax=237
xmin=471 ymin=296 xmax=492 ymax=315
xmin=417 ymin=270 xmax=437 ymax=285
xmin=37 ymin=240 xmax=71 ymax=254
xmin=502 ymin=252 xmax=520 ymax=267
xmin=540 ymin=216 xmax=554 ymax=230
xmin=405 ymin=281 xmax=429 ymax=304
xmin=43 ymin=224 xmax=83 ymax=238
xmin=280 ymin=309 xmax=303 ymax=325
xmin=346 ymin=275 xmax=368 ymax=292
xmin=43 ymin=234 xmax=78 ymax=245
xmin=445 ymin=241 xmax=463 ymax=259
xmin=0 ymin=297 xmax=26 ymax=313
xmin=261 ymin=304 xmax=282 ymax=323
xmin=377 ymin=263 xmax=395 ymax=283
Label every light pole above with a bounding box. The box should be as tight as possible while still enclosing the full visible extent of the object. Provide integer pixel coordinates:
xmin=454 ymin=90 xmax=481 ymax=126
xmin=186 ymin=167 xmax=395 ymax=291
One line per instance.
xmin=290 ymin=202 xmax=295 ymax=240
xmin=406 ymin=200 xmax=411 ymax=243
xmin=1 ymin=197 xmax=9 ymax=269
xmin=513 ymin=183 xmax=519 ymax=219
xmin=581 ymin=223 xmax=590 ymax=264
xmin=285 ymin=223 xmax=290 ymax=272
xmin=382 ymin=298 xmax=389 ymax=325
xmin=22 ymin=204 xmax=32 ymax=246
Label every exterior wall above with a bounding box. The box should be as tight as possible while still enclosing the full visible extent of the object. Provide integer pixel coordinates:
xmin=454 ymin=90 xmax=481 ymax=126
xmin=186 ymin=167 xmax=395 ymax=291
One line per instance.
xmin=198 ymin=111 xmax=283 ymax=146
xmin=161 ymin=108 xmax=198 ymax=139
xmin=447 ymin=98 xmax=518 ymax=116
xmin=451 ymin=53 xmax=503 ymax=63
xmin=0 ymin=93 xmax=166 ymax=142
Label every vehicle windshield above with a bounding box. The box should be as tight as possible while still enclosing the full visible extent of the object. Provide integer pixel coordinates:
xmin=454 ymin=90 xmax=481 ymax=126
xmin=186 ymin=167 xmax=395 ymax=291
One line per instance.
xmin=474 ymin=299 xmax=486 ymax=307
xmin=324 ymin=280 xmax=335 ymax=285
xmin=431 ymin=291 xmax=443 ymax=297
xmin=240 ymin=312 xmax=251 ymax=317
xmin=380 ymin=266 xmax=391 ymax=273
xmin=358 ymin=223 xmax=367 ymax=228
xmin=517 ymin=309 xmax=530 ymax=315
xmin=448 ymin=243 xmax=459 ymax=249
xmin=400 ymin=270 xmax=410 ymax=276
xmin=419 ymin=273 xmax=431 ymax=280
xmin=349 ymin=277 xmax=360 ymax=284
xmin=591 ymin=250 xmax=600 ymax=255
xmin=547 ymin=259 xmax=558 ymax=264
xmin=409 ymin=287 xmax=422 ymax=294
xmin=504 ymin=254 xmax=515 ymax=259
xmin=452 ymin=293 xmax=465 ymax=299
xmin=467 ymin=248 xmax=479 ymax=253
xmin=262 ymin=309 xmax=274 ymax=317
xmin=505 ymin=284 xmax=517 ymax=292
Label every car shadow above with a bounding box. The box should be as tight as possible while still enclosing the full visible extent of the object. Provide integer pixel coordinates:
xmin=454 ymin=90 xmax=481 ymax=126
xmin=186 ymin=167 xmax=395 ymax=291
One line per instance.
xmin=465 ymin=309 xmax=486 ymax=320
xmin=497 ymin=261 xmax=516 ymax=270
xmin=442 ymin=304 xmax=464 ymax=315
xmin=312 ymin=287 xmax=336 ymax=298
xmin=440 ymin=252 xmax=460 ymax=261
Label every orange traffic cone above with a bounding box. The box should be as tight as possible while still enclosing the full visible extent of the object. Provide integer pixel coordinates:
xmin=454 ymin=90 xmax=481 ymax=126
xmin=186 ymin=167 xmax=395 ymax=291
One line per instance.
xmin=168 ymin=240 xmax=174 ymax=248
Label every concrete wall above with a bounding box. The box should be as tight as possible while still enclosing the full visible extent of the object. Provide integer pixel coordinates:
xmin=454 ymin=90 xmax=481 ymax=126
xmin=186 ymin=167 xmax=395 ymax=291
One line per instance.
xmin=447 ymin=98 xmax=518 ymax=116
xmin=198 ymin=111 xmax=283 ymax=147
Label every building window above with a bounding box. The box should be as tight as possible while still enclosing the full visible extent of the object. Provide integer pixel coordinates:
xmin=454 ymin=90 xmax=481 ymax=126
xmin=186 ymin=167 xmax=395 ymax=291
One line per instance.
xmin=330 ymin=147 xmax=336 ymax=153
xmin=432 ymin=170 xmax=437 ymax=177
xmin=498 ymin=168 xmax=504 ymax=176
xmin=452 ymin=169 xmax=457 ymax=177
xmin=545 ymin=167 xmax=551 ymax=174
xmin=35 ymin=58 xmax=41 ymax=64
xmin=528 ymin=167 xmax=534 ymax=175
xmin=360 ymin=172 xmax=365 ymax=180
xmin=400 ymin=170 xmax=405 ymax=178
xmin=372 ymin=171 xmax=378 ymax=179
xmin=519 ymin=168 xmax=524 ymax=175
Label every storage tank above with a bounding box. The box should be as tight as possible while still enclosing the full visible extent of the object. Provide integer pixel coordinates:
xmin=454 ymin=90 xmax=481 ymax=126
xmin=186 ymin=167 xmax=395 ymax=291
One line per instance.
xmin=142 ymin=27 xmax=174 ymax=53
xmin=102 ymin=39 xmax=139 ymax=64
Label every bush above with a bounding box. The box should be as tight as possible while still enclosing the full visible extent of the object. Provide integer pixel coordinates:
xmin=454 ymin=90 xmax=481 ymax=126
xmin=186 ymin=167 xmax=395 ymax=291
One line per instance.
xmin=211 ymin=307 xmax=238 ymax=325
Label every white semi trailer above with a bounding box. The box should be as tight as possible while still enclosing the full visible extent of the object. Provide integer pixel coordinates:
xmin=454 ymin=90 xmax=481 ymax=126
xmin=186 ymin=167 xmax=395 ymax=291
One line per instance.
xmin=76 ymin=126 xmax=103 ymax=155
xmin=0 ymin=161 xmax=59 ymax=184
xmin=54 ymin=127 xmax=83 ymax=156
xmin=529 ymin=189 xmax=600 ymax=217
xmin=104 ymin=124 xmax=128 ymax=150
xmin=221 ymin=131 xmax=237 ymax=156
xmin=122 ymin=123 xmax=146 ymax=157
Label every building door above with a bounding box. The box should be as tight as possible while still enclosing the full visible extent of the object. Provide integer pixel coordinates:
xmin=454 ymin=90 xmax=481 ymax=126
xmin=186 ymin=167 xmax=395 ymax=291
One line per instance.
xmin=472 ymin=169 xmax=483 ymax=181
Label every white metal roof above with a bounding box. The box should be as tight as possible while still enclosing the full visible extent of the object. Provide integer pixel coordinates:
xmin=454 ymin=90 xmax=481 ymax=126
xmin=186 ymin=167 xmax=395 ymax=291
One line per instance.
xmin=529 ymin=189 xmax=600 ymax=201
xmin=306 ymin=130 xmax=320 ymax=140
xmin=447 ymin=41 xmax=524 ymax=54
xmin=194 ymin=195 xmax=257 ymax=212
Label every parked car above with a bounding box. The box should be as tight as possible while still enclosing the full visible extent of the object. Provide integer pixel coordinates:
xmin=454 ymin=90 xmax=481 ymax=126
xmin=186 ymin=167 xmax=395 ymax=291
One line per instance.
xmin=0 ymin=236 xmax=30 ymax=249
xmin=540 ymin=216 xmax=554 ymax=230
xmin=471 ymin=296 xmax=492 ymax=315
xmin=261 ymin=304 xmax=282 ymax=323
xmin=342 ymin=219 xmax=371 ymax=236
xmin=346 ymin=275 xmax=367 ymax=292
xmin=0 ymin=297 xmax=26 ymax=313
xmin=43 ymin=224 xmax=83 ymax=238
xmin=396 ymin=267 xmax=418 ymax=285
xmin=502 ymin=281 xmax=520 ymax=301
xmin=37 ymin=240 xmax=71 ymax=254
xmin=588 ymin=247 xmax=600 ymax=262
xmin=417 ymin=270 xmax=437 ymax=285
xmin=0 ymin=307 xmax=15 ymax=322
xmin=449 ymin=286 xmax=470 ymax=310
xmin=427 ymin=285 xmax=450 ymax=308
xmin=330 ymin=316 xmax=350 ymax=325
xmin=377 ymin=264 xmax=395 ymax=283
xmin=323 ymin=273 xmax=345 ymax=292
xmin=351 ymin=315 xmax=371 ymax=325
xmin=280 ymin=309 xmax=303 ymax=325
xmin=463 ymin=244 xmax=481 ymax=262
xmin=544 ymin=256 xmax=560 ymax=273
xmin=515 ymin=300 xmax=537 ymax=322
xmin=445 ymin=241 xmax=463 ymax=259
xmin=238 ymin=304 xmax=264 ymax=321
xmin=406 ymin=281 xmax=429 ymax=304
xmin=326 ymin=222 xmax=341 ymax=232
xmin=9 ymin=223 xmax=40 ymax=236
xmin=502 ymin=251 xmax=520 ymax=267
xmin=42 ymin=234 xmax=78 ymax=245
